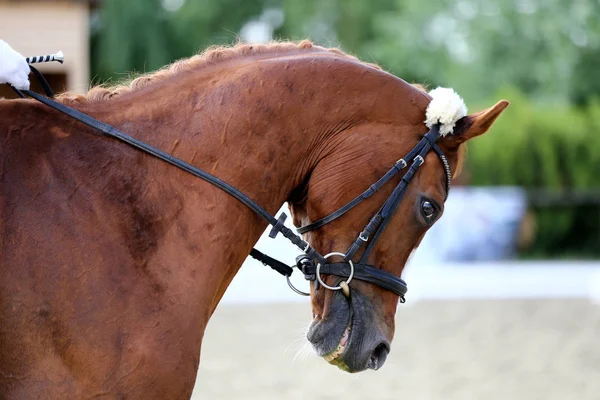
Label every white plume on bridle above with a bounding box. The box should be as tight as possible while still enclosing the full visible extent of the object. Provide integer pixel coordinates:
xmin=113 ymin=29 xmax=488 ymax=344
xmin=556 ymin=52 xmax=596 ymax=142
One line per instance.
xmin=425 ymin=87 xmax=468 ymax=136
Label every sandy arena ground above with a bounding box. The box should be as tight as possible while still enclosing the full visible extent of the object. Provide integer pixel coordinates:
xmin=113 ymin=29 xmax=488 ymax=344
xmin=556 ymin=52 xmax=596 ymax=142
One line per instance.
xmin=192 ymin=299 xmax=600 ymax=400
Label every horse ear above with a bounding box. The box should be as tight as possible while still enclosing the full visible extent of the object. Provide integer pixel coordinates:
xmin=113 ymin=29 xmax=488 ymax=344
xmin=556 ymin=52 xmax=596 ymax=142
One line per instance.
xmin=445 ymin=100 xmax=510 ymax=147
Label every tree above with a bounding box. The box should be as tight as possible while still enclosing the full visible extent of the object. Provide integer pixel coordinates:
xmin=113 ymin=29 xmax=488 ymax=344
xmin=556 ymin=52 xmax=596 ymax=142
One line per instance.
xmin=92 ymin=0 xmax=172 ymax=83
xmin=92 ymin=0 xmax=600 ymax=105
xmin=91 ymin=0 xmax=264 ymax=83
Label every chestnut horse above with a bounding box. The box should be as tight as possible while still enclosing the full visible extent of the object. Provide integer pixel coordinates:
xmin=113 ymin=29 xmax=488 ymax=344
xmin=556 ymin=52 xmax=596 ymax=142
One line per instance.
xmin=0 ymin=41 xmax=508 ymax=399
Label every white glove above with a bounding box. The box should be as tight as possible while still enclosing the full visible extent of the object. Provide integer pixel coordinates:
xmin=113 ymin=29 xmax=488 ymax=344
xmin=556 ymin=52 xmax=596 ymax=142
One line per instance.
xmin=0 ymin=40 xmax=30 ymax=90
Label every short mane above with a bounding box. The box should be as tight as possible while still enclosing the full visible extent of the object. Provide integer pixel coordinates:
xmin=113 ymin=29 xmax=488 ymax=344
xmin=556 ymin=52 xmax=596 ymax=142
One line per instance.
xmin=54 ymin=39 xmax=466 ymax=176
xmin=59 ymin=40 xmax=380 ymax=104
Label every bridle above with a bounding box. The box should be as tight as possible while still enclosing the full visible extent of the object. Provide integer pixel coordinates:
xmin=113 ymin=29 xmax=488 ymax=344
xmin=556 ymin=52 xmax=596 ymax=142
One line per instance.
xmin=9 ymin=66 xmax=452 ymax=304
xmin=291 ymin=126 xmax=451 ymax=302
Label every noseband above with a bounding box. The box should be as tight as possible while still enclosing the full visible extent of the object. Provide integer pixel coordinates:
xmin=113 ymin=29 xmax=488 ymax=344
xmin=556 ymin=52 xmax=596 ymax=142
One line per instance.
xmin=11 ymin=68 xmax=451 ymax=304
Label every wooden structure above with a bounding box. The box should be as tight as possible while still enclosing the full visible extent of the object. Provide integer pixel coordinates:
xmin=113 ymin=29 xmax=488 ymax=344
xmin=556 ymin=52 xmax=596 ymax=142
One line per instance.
xmin=0 ymin=0 xmax=97 ymax=97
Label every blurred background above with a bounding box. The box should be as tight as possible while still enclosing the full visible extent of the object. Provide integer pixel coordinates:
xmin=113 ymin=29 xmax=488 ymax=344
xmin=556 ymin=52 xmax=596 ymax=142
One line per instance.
xmin=1 ymin=0 xmax=600 ymax=399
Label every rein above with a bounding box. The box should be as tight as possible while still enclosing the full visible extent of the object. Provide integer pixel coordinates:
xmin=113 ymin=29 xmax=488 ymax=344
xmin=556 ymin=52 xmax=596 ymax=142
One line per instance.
xmin=9 ymin=64 xmax=452 ymax=304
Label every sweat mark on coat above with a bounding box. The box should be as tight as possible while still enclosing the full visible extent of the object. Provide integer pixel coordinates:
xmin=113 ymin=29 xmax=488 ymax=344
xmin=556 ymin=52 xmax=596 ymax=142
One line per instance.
xmin=105 ymin=175 xmax=168 ymax=293
xmin=37 ymin=305 xmax=77 ymax=372
xmin=170 ymin=140 xmax=180 ymax=155
xmin=286 ymin=82 xmax=294 ymax=93
xmin=221 ymin=114 xmax=233 ymax=145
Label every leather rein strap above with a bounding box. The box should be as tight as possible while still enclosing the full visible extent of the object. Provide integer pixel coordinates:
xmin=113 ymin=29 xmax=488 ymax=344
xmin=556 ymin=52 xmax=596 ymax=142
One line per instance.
xmin=20 ymin=88 xmax=324 ymax=264
xmin=12 ymin=69 xmax=451 ymax=303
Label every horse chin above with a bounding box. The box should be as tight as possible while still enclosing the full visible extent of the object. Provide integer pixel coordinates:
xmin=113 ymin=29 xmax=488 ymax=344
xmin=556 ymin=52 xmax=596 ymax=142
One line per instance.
xmin=322 ymin=324 xmax=352 ymax=368
xmin=307 ymin=290 xmax=391 ymax=373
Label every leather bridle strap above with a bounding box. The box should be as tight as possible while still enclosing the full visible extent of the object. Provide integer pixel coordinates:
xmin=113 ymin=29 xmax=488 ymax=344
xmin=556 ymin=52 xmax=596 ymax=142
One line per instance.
xmin=358 ymin=150 xmax=428 ymax=264
xmin=355 ymin=128 xmax=445 ymax=264
xmin=297 ymin=135 xmax=430 ymax=235
xmin=297 ymin=127 xmax=449 ymax=236
xmin=300 ymin=262 xmax=408 ymax=298
xmin=349 ymin=151 xmax=426 ymax=263
xmin=298 ymin=126 xmax=445 ymax=263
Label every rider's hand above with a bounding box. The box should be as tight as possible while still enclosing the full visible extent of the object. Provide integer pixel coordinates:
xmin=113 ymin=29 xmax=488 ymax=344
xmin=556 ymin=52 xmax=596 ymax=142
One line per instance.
xmin=0 ymin=40 xmax=30 ymax=90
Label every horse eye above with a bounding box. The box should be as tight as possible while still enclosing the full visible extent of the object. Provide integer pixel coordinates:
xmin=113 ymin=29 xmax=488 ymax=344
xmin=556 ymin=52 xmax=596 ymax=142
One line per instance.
xmin=421 ymin=201 xmax=435 ymax=218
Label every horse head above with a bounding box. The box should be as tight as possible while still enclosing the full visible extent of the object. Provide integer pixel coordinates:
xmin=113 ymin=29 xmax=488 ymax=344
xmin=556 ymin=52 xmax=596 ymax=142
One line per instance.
xmin=289 ymin=81 xmax=508 ymax=372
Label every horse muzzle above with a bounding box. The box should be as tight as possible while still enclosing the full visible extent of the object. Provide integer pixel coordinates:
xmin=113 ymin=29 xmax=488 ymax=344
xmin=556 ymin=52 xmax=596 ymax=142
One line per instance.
xmin=306 ymin=288 xmax=391 ymax=372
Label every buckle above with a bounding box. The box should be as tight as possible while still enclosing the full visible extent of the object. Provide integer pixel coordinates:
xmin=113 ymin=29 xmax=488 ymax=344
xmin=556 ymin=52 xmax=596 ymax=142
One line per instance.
xmin=395 ymin=158 xmax=407 ymax=169
xmin=295 ymin=255 xmax=315 ymax=280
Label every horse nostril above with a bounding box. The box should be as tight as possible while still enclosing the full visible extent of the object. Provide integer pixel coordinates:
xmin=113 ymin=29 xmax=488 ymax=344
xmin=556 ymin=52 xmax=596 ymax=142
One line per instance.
xmin=367 ymin=342 xmax=390 ymax=371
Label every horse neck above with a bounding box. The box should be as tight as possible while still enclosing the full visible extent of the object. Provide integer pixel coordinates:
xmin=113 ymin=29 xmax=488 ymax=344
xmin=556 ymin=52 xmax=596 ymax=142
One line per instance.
xmin=83 ymin=66 xmax=325 ymax=216
xmin=73 ymin=53 xmax=427 ymax=312
xmin=71 ymin=59 xmax=332 ymax=311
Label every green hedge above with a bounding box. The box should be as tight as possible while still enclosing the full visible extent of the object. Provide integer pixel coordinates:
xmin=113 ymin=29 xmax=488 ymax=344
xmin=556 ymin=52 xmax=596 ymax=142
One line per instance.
xmin=465 ymin=87 xmax=600 ymax=258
